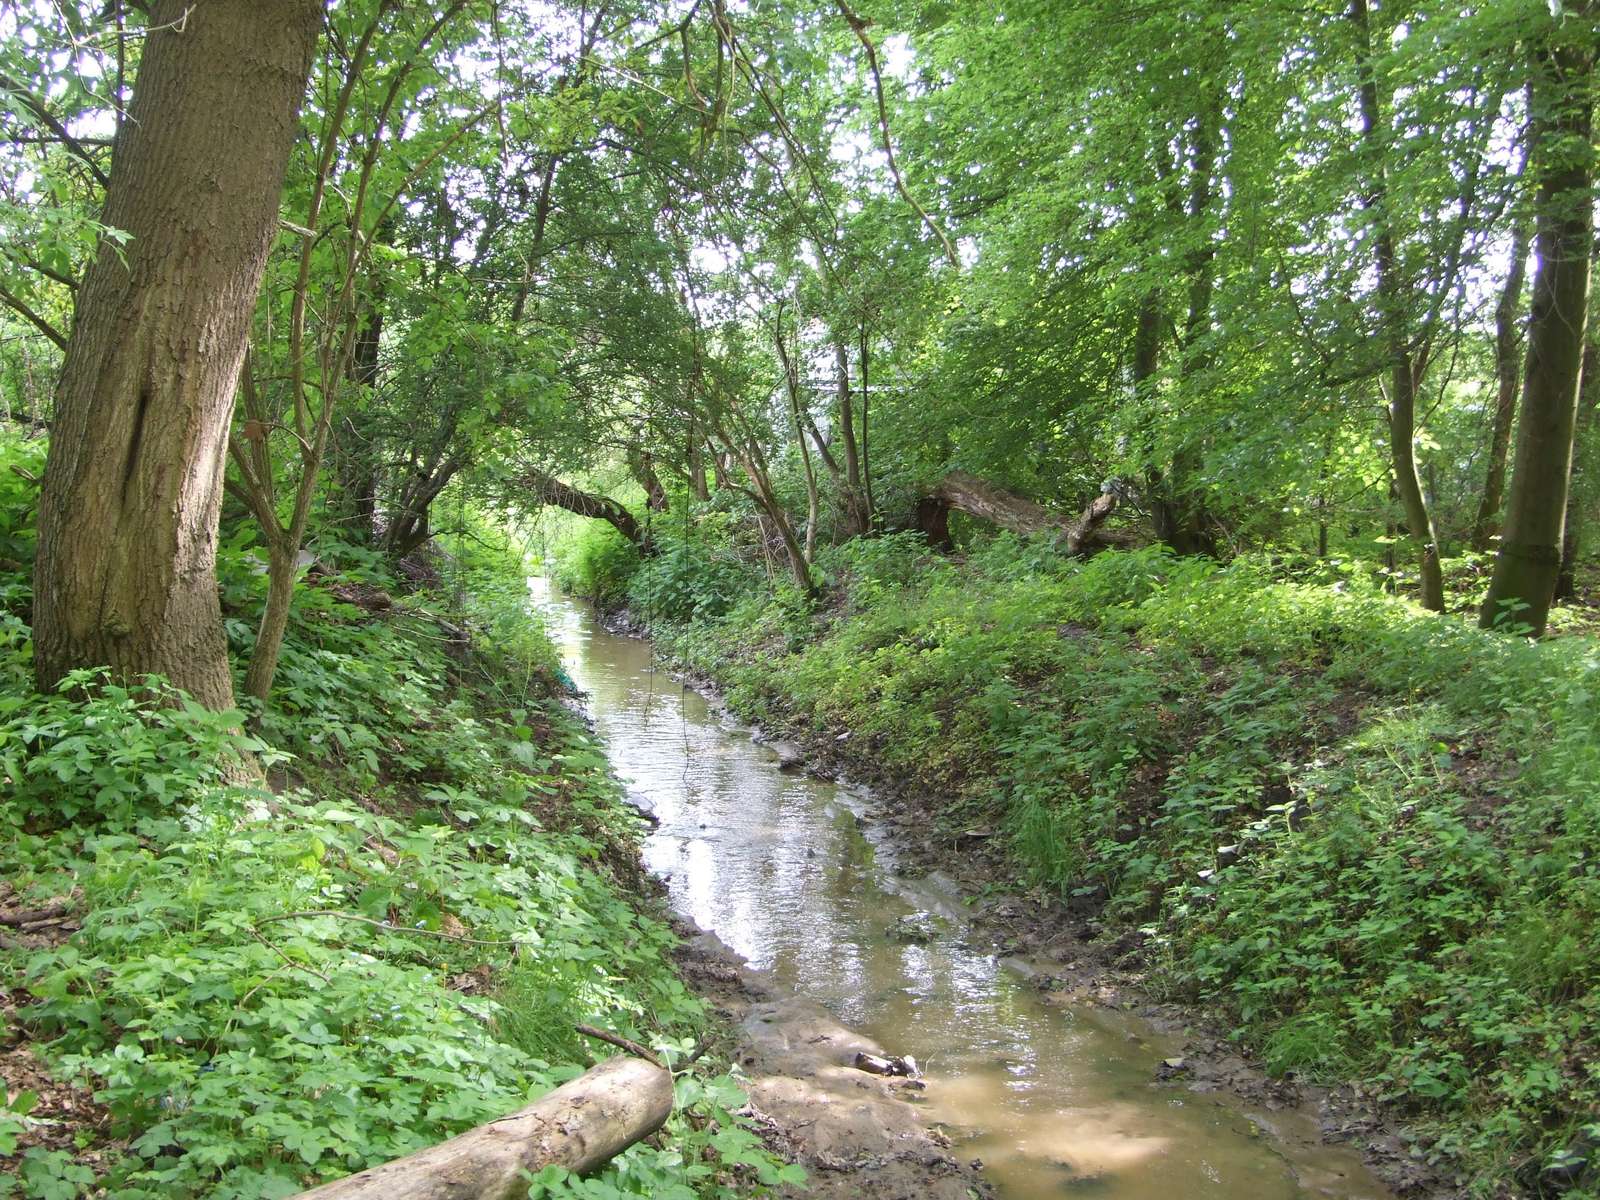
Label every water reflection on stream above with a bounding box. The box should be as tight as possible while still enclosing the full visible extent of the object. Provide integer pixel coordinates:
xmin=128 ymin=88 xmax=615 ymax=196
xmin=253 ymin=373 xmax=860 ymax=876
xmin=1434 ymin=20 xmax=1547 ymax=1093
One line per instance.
xmin=529 ymin=578 xmax=1394 ymax=1200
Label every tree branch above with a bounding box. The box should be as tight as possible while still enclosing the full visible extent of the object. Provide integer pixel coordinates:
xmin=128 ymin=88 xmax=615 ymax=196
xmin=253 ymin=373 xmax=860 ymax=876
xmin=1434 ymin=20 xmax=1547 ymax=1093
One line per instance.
xmin=0 ymin=281 xmax=68 ymax=350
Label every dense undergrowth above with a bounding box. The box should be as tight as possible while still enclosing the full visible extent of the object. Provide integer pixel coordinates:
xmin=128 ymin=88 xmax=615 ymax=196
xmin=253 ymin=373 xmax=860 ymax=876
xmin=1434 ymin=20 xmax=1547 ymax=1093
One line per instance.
xmin=579 ymin=526 xmax=1600 ymax=1197
xmin=0 ymin=441 xmax=798 ymax=1198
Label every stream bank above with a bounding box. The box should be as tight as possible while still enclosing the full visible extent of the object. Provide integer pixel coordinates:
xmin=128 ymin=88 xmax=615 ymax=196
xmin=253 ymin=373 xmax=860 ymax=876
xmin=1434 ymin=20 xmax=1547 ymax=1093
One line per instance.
xmin=610 ymin=540 xmax=1600 ymax=1200
xmin=535 ymin=580 xmax=1407 ymax=1200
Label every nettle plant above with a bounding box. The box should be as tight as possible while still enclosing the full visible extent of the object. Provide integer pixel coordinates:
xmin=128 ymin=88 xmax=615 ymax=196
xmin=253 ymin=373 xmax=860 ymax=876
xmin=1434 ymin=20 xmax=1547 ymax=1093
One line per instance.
xmin=0 ymin=668 xmax=274 ymax=828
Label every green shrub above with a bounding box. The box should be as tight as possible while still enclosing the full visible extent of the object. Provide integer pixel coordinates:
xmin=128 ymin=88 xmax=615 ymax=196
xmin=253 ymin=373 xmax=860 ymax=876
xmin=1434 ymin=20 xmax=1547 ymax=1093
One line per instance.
xmin=554 ymin=523 xmax=641 ymax=605
xmin=0 ymin=670 xmax=270 ymax=828
xmin=0 ymin=509 xmax=798 ymax=1200
xmin=656 ymin=540 xmax=1600 ymax=1190
xmin=0 ymin=431 xmax=45 ymax=614
xmin=627 ymin=538 xmax=757 ymax=623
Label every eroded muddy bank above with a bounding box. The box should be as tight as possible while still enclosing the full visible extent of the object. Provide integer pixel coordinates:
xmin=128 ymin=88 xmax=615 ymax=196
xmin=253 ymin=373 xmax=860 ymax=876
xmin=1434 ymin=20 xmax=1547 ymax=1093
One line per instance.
xmin=545 ymin=590 xmax=1420 ymax=1199
xmin=671 ymin=919 xmax=994 ymax=1200
xmin=658 ymin=648 xmax=1456 ymax=1200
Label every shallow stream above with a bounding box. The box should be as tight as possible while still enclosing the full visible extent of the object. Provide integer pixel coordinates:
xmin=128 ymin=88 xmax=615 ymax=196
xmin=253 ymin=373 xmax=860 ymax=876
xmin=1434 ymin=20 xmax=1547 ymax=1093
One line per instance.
xmin=529 ymin=579 xmax=1396 ymax=1200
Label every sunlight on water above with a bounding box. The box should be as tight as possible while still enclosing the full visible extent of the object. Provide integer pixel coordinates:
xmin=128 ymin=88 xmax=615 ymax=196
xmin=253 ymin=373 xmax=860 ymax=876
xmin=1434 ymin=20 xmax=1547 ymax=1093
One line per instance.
xmin=529 ymin=578 xmax=1395 ymax=1200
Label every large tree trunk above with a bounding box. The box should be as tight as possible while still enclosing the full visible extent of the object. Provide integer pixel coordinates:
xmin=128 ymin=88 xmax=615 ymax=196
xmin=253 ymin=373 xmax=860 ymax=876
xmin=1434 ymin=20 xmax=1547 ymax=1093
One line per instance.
xmin=1482 ymin=30 xmax=1595 ymax=635
xmin=291 ymin=1056 xmax=673 ymax=1200
xmin=1471 ymin=215 xmax=1533 ymax=552
xmin=1352 ymin=0 xmax=1445 ymax=613
xmin=32 ymin=0 xmax=321 ymax=709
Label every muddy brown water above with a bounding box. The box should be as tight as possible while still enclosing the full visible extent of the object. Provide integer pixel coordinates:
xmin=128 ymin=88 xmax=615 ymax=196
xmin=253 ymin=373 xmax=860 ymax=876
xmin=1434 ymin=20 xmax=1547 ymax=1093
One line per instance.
xmin=530 ymin=579 xmax=1397 ymax=1200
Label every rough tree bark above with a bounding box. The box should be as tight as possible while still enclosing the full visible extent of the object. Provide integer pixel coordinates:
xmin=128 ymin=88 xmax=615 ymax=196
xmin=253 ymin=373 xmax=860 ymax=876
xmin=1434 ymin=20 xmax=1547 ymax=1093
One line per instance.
xmin=1555 ymin=337 xmax=1599 ymax=601
xmin=1471 ymin=213 xmax=1533 ymax=552
xmin=1482 ymin=25 xmax=1595 ymax=635
xmin=290 ymin=1056 xmax=673 ymax=1200
xmin=1352 ymin=0 xmax=1445 ymax=612
xmin=522 ymin=470 xmax=649 ymax=549
xmin=32 ymin=0 xmax=322 ymax=709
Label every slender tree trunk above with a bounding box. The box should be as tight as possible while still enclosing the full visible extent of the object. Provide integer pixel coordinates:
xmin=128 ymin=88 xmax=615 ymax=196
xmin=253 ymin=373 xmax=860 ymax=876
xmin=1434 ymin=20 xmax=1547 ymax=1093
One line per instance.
xmin=687 ymin=430 xmax=709 ymax=501
xmin=1472 ymin=216 xmax=1533 ymax=551
xmin=1134 ymin=281 xmax=1181 ymax=546
xmin=731 ymin=438 xmax=814 ymax=596
xmin=32 ymin=0 xmax=321 ymax=708
xmin=1352 ymin=0 xmax=1445 ymax=612
xmin=774 ymin=323 xmax=820 ymax=560
xmin=859 ymin=321 xmax=875 ymax=524
xmin=336 ymin=295 xmax=385 ymax=543
xmin=1555 ymin=337 xmax=1598 ymax=601
xmin=711 ymin=406 xmax=816 ymax=598
xmin=244 ymin=542 xmax=298 ymax=704
xmin=1482 ymin=31 xmax=1595 ymax=634
xmin=834 ymin=339 xmax=869 ymax=536
xmin=1159 ymin=97 xmax=1222 ymax=557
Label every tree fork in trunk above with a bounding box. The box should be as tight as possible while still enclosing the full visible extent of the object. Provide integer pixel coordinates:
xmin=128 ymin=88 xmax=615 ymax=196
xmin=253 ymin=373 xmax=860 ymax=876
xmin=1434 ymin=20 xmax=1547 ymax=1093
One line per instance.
xmin=32 ymin=0 xmax=322 ymax=709
xmin=1471 ymin=214 xmax=1533 ymax=552
xmin=1481 ymin=27 xmax=1595 ymax=635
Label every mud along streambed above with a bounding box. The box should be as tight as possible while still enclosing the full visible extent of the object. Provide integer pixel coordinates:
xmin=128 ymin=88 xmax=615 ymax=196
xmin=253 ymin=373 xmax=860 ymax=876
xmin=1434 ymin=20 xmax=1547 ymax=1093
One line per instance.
xmin=529 ymin=579 xmax=1396 ymax=1200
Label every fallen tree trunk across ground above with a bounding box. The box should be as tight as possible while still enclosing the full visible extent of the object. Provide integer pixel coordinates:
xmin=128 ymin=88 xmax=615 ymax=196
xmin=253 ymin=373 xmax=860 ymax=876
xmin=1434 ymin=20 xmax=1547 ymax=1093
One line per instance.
xmin=918 ymin=470 xmax=1121 ymax=554
xmin=291 ymin=1056 xmax=674 ymax=1200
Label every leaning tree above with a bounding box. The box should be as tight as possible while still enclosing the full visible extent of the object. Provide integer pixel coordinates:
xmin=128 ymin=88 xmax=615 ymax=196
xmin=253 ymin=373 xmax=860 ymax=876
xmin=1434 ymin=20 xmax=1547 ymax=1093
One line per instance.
xmin=32 ymin=0 xmax=323 ymax=708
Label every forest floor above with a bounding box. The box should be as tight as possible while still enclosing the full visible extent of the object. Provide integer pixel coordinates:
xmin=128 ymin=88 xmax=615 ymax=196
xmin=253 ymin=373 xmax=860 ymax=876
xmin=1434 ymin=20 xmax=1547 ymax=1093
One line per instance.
xmin=0 ymin=535 xmax=814 ymax=1199
xmin=626 ymin=541 xmax=1600 ymax=1200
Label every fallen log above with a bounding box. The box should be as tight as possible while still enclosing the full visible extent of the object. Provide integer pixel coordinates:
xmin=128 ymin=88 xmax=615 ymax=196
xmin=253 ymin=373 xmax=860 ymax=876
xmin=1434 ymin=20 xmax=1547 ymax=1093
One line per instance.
xmin=919 ymin=471 xmax=1121 ymax=555
xmin=290 ymin=1056 xmax=674 ymax=1200
xmin=0 ymin=900 xmax=72 ymax=927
